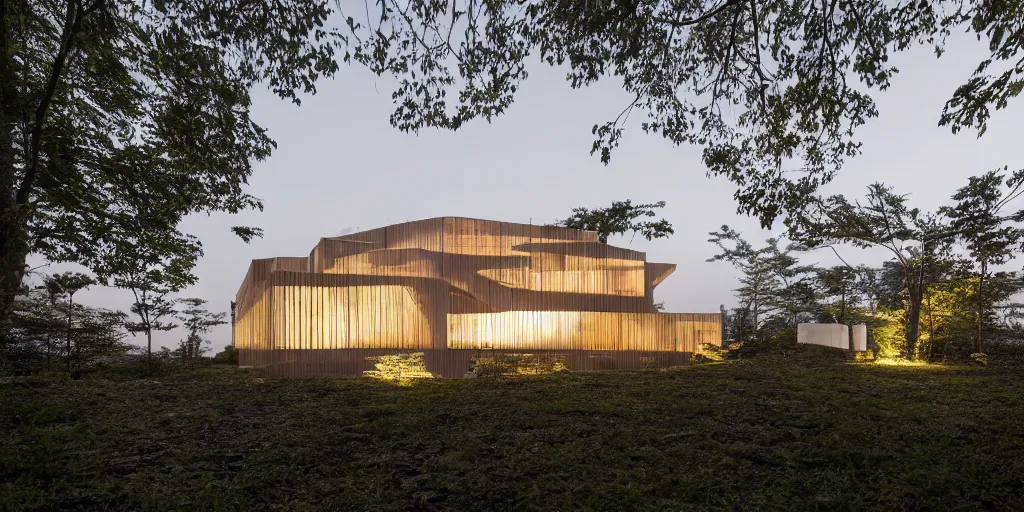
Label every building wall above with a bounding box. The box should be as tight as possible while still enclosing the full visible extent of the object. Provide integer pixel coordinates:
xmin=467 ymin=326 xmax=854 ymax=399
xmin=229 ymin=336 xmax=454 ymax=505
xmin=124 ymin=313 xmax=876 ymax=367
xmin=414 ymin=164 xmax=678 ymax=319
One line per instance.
xmin=236 ymin=217 xmax=722 ymax=377
xmin=448 ymin=312 xmax=721 ymax=352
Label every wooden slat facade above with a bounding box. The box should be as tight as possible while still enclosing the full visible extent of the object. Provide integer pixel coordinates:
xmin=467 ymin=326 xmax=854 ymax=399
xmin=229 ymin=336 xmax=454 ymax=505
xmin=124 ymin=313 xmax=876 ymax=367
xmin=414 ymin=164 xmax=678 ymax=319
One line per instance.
xmin=234 ymin=217 xmax=721 ymax=377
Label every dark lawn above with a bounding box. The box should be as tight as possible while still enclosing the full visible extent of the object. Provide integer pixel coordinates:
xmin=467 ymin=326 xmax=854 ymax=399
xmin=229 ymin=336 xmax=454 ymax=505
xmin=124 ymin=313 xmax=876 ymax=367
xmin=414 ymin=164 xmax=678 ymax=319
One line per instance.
xmin=2 ymin=355 xmax=1023 ymax=511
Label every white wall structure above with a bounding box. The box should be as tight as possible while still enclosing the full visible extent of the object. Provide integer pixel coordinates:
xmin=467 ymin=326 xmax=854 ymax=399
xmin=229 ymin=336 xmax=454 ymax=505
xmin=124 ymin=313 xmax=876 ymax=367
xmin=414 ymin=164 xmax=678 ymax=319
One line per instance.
xmin=852 ymin=324 xmax=867 ymax=351
xmin=797 ymin=323 xmax=850 ymax=350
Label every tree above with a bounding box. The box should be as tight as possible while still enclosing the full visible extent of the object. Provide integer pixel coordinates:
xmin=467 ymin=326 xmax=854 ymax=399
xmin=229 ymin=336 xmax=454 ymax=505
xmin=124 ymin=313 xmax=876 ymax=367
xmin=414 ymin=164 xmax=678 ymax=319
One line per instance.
xmin=707 ymin=226 xmax=816 ymax=339
xmin=762 ymin=239 xmax=818 ymax=330
xmin=794 ymin=184 xmax=955 ymax=359
xmin=37 ymin=277 xmax=65 ymax=370
xmin=5 ymin=289 xmax=60 ymax=373
xmin=1 ymin=0 xmax=347 ymax=341
xmin=724 ymin=306 xmax=755 ymax=345
xmin=707 ymin=226 xmax=779 ymax=333
xmin=212 ymin=344 xmax=239 ymax=365
xmin=94 ymin=205 xmax=197 ymax=374
xmin=816 ymin=266 xmax=858 ymax=324
xmin=941 ymin=167 xmax=1024 ymax=352
xmin=65 ymin=304 xmax=128 ymax=379
xmin=853 ymin=264 xmax=900 ymax=317
xmin=175 ymin=298 xmax=227 ymax=363
xmin=346 ymin=0 xmax=1023 ymax=227
xmin=6 ymin=288 xmax=127 ymax=377
xmin=41 ymin=271 xmax=94 ymax=374
xmin=122 ymin=287 xmax=177 ymax=376
xmin=557 ymin=200 xmax=673 ymax=244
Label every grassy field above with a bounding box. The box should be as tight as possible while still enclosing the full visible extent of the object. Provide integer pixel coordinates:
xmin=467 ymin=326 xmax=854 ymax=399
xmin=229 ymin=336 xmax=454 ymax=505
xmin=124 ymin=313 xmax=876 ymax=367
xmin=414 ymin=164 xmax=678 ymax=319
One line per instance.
xmin=2 ymin=353 xmax=1024 ymax=511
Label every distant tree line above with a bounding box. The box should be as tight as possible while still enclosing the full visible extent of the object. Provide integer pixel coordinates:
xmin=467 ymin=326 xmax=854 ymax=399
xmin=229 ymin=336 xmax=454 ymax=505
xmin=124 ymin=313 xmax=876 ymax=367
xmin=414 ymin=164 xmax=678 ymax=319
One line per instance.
xmin=3 ymin=272 xmax=231 ymax=378
xmin=713 ymin=167 xmax=1024 ymax=360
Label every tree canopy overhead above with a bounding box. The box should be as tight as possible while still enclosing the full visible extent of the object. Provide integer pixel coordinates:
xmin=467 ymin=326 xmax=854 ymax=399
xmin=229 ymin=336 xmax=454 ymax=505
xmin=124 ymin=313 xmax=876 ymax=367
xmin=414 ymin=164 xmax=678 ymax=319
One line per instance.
xmin=346 ymin=0 xmax=1023 ymax=225
xmin=1 ymin=0 xmax=347 ymax=319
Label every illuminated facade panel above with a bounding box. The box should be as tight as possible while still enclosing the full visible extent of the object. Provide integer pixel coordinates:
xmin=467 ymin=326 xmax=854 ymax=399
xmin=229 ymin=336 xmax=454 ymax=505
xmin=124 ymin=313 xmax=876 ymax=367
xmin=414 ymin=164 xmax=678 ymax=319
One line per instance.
xmin=235 ymin=217 xmax=722 ymax=377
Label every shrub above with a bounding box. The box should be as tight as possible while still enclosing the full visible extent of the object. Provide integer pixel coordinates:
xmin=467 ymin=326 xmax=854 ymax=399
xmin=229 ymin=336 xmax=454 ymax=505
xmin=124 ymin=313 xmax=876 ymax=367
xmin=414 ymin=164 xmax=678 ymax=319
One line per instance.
xmin=873 ymin=311 xmax=906 ymax=359
xmin=212 ymin=345 xmax=239 ymax=365
xmin=471 ymin=353 xmax=568 ymax=377
xmin=363 ymin=353 xmax=434 ymax=384
xmin=695 ymin=343 xmax=727 ymax=362
xmin=88 ymin=349 xmax=183 ymax=381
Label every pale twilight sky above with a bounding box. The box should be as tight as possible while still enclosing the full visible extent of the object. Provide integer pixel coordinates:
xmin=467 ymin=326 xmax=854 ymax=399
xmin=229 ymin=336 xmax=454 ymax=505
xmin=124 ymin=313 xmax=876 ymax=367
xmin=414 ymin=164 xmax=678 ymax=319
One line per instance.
xmin=39 ymin=32 xmax=1024 ymax=352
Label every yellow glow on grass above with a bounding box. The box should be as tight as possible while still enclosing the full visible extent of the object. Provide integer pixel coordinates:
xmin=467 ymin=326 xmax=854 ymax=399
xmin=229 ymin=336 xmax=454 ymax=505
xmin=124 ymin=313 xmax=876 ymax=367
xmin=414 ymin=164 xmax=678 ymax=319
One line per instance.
xmin=872 ymin=358 xmax=933 ymax=367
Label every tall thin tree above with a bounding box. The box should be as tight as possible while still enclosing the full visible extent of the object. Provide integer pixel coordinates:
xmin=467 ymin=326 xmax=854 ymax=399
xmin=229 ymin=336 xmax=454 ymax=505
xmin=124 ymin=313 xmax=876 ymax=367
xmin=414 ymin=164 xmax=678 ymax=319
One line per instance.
xmin=42 ymin=272 xmax=94 ymax=374
xmin=941 ymin=167 xmax=1024 ymax=352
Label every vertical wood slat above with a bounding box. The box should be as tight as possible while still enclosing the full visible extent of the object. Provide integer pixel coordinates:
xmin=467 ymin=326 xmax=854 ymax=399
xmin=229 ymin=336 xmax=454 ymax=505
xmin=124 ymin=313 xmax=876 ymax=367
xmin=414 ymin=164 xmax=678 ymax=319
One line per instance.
xmin=235 ymin=217 xmax=721 ymax=377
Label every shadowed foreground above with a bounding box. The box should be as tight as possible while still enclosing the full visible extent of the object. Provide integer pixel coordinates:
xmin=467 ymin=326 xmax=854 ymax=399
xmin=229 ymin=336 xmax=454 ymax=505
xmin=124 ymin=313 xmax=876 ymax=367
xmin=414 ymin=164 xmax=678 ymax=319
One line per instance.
xmin=2 ymin=356 xmax=1023 ymax=510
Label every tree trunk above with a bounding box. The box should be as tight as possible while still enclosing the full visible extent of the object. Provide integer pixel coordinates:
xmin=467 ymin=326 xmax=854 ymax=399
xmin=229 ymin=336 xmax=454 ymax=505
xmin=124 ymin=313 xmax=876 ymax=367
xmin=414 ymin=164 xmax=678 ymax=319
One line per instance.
xmin=752 ymin=293 xmax=759 ymax=333
xmin=903 ymin=252 xmax=928 ymax=360
xmin=905 ymin=295 xmax=922 ymax=360
xmin=927 ymin=292 xmax=935 ymax=360
xmin=905 ymin=265 xmax=926 ymax=361
xmin=2 ymin=0 xmax=84 ymax=342
xmin=0 ymin=0 xmax=29 ymax=344
xmin=839 ymin=287 xmax=846 ymax=325
xmin=66 ymin=295 xmax=73 ymax=374
xmin=147 ymin=329 xmax=153 ymax=376
xmin=70 ymin=340 xmax=80 ymax=380
xmin=977 ymin=260 xmax=986 ymax=353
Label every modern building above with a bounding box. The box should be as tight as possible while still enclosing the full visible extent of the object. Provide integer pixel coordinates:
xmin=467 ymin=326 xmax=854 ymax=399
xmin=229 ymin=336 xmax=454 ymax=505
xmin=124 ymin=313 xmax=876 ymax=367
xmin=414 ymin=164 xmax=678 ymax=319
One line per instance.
xmin=234 ymin=217 xmax=722 ymax=377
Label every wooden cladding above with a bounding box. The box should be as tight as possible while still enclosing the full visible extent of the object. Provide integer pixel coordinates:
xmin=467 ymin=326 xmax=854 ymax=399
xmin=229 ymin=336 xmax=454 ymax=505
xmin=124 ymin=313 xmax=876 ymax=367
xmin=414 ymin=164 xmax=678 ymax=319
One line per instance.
xmin=235 ymin=217 xmax=721 ymax=377
xmin=448 ymin=312 xmax=721 ymax=352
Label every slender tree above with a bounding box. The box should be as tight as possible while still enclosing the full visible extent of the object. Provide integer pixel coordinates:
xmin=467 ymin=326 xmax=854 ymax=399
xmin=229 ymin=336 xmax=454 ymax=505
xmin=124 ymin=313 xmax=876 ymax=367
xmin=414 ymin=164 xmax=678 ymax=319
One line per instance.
xmin=175 ymin=298 xmax=227 ymax=362
xmin=41 ymin=271 xmax=94 ymax=374
xmin=39 ymin=279 xmax=64 ymax=370
xmin=941 ymin=167 xmax=1024 ymax=352
xmin=707 ymin=226 xmax=815 ymax=335
xmin=92 ymin=199 xmax=198 ymax=374
xmin=707 ymin=226 xmax=776 ymax=332
xmin=123 ymin=288 xmax=178 ymax=375
xmin=816 ymin=266 xmax=858 ymax=325
xmin=763 ymin=239 xmax=818 ymax=330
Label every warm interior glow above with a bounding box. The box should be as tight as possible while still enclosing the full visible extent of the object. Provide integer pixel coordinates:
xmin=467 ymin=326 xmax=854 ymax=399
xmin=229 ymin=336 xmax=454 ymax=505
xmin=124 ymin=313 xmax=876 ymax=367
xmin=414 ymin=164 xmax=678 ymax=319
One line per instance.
xmin=234 ymin=217 xmax=722 ymax=376
xmin=273 ymin=285 xmax=432 ymax=350
xmin=478 ymin=267 xmax=644 ymax=296
xmin=447 ymin=312 xmax=720 ymax=352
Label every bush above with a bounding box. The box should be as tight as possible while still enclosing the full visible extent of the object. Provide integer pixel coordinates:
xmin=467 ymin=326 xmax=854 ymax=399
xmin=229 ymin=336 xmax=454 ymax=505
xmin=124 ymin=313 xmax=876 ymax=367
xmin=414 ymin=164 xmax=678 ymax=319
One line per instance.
xmin=363 ymin=353 xmax=434 ymax=384
xmin=471 ymin=353 xmax=568 ymax=377
xmin=984 ymin=340 xmax=1024 ymax=366
xmin=873 ymin=311 xmax=907 ymax=359
xmin=212 ymin=345 xmax=239 ymax=365
xmin=725 ymin=325 xmax=800 ymax=358
xmin=87 ymin=348 xmax=183 ymax=381
xmin=695 ymin=343 xmax=727 ymax=362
